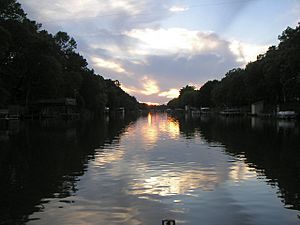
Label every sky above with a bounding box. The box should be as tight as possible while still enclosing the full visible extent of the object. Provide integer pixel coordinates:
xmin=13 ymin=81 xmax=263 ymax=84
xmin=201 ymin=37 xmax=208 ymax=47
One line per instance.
xmin=19 ymin=0 xmax=300 ymax=105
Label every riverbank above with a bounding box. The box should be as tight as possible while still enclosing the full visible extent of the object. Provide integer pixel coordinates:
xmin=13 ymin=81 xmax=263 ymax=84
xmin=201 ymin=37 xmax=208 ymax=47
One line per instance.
xmin=165 ymin=102 xmax=300 ymax=121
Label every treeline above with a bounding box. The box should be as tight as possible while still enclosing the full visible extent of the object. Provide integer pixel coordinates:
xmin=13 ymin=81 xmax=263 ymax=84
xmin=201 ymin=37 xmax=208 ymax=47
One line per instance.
xmin=0 ymin=0 xmax=139 ymax=112
xmin=168 ymin=24 xmax=300 ymax=110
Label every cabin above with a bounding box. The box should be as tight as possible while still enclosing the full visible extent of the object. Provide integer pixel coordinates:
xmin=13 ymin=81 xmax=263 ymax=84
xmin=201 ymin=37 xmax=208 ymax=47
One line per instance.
xmin=251 ymin=101 xmax=264 ymax=115
xmin=200 ymin=107 xmax=211 ymax=114
xmin=220 ymin=108 xmax=242 ymax=116
xmin=0 ymin=109 xmax=8 ymax=120
xmin=0 ymin=106 xmax=22 ymax=120
xmin=31 ymin=98 xmax=79 ymax=119
xmin=277 ymin=111 xmax=297 ymax=119
xmin=115 ymin=107 xmax=125 ymax=117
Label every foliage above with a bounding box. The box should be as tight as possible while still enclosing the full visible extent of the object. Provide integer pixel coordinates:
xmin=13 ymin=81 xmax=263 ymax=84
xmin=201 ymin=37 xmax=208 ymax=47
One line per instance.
xmin=196 ymin=80 xmax=219 ymax=107
xmin=168 ymin=23 xmax=300 ymax=109
xmin=105 ymin=79 xmax=139 ymax=111
xmin=0 ymin=1 xmax=139 ymax=113
xmin=0 ymin=0 xmax=26 ymax=21
xmin=167 ymin=85 xmax=196 ymax=108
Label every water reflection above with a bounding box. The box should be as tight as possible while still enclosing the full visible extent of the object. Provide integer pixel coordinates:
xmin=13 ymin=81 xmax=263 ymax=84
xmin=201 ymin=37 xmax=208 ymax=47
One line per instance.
xmin=229 ymin=161 xmax=257 ymax=182
xmin=146 ymin=113 xmax=180 ymax=140
xmin=0 ymin=116 xmax=137 ymax=225
xmin=126 ymin=113 xmax=180 ymax=151
xmin=124 ymin=114 xmax=225 ymax=197
xmin=1 ymin=113 xmax=300 ymax=225
xmin=128 ymin=168 xmax=220 ymax=196
xmin=174 ymin=114 xmax=300 ymax=211
xmin=93 ymin=147 xmax=125 ymax=168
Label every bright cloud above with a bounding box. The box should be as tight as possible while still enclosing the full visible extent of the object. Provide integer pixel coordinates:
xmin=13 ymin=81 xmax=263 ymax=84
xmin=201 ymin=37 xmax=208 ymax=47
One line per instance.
xmin=19 ymin=0 xmax=298 ymax=104
xmin=229 ymin=40 xmax=269 ymax=64
xmin=121 ymin=84 xmax=139 ymax=95
xmin=124 ymin=28 xmax=221 ymax=56
xmin=91 ymin=57 xmax=126 ymax=73
xmin=169 ymin=5 xmax=189 ymax=12
xmin=86 ymin=29 xmax=241 ymax=103
xmin=21 ymin=0 xmax=147 ymax=21
xmin=121 ymin=77 xmax=160 ymax=97
xmin=140 ymin=76 xmax=160 ymax=95
xmin=158 ymin=89 xmax=179 ymax=99
xmin=143 ymin=102 xmax=160 ymax=106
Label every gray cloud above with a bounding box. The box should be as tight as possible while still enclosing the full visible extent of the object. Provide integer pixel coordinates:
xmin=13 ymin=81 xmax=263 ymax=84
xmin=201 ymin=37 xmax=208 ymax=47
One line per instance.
xmin=112 ymin=32 xmax=243 ymax=89
xmin=73 ymin=27 xmax=245 ymax=103
xmin=18 ymin=0 xmax=262 ymax=104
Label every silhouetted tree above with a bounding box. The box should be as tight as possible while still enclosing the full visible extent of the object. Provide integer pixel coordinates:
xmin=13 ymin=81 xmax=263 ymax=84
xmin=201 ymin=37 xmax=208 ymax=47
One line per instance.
xmin=168 ymin=23 xmax=300 ymax=111
xmin=0 ymin=0 xmax=140 ymax=113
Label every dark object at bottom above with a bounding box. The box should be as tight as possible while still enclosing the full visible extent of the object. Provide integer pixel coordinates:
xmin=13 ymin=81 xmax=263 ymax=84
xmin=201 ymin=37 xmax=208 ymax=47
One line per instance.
xmin=162 ymin=219 xmax=175 ymax=225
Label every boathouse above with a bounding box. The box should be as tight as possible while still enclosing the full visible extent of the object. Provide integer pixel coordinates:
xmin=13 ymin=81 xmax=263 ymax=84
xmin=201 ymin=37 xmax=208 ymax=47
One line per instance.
xmin=251 ymin=101 xmax=264 ymax=115
xmin=31 ymin=98 xmax=79 ymax=119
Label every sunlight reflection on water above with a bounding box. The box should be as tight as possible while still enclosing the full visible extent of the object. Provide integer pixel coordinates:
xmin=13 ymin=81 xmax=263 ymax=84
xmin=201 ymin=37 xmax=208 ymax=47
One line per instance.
xmin=88 ymin=113 xmax=261 ymax=206
xmin=20 ymin=113 xmax=300 ymax=225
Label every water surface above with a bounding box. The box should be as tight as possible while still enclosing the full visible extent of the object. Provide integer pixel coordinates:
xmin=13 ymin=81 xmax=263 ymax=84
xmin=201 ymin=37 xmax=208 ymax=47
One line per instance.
xmin=0 ymin=114 xmax=300 ymax=225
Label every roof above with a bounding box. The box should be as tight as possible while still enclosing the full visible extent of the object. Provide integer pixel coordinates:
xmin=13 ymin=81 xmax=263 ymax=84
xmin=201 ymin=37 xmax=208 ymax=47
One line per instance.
xmin=33 ymin=98 xmax=77 ymax=106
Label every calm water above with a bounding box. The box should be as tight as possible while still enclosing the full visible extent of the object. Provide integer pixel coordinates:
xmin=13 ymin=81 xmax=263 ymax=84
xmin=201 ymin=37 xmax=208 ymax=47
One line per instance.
xmin=0 ymin=113 xmax=300 ymax=225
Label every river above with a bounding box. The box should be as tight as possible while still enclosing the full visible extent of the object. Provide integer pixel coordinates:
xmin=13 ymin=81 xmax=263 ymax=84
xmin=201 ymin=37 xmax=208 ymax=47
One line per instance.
xmin=0 ymin=113 xmax=299 ymax=225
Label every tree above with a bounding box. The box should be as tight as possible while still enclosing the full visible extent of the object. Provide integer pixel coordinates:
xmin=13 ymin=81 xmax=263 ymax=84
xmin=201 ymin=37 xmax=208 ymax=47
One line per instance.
xmin=197 ymin=80 xmax=219 ymax=107
xmin=0 ymin=25 xmax=11 ymax=61
xmin=0 ymin=0 xmax=26 ymax=21
xmin=79 ymin=72 xmax=107 ymax=111
xmin=104 ymin=79 xmax=139 ymax=111
xmin=167 ymin=24 xmax=300 ymax=109
xmin=179 ymin=85 xmax=195 ymax=96
xmin=0 ymin=0 xmax=141 ymax=114
xmin=54 ymin=31 xmax=77 ymax=54
xmin=28 ymin=55 xmax=63 ymax=100
xmin=167 ymin=97 xmax=180 ymax=109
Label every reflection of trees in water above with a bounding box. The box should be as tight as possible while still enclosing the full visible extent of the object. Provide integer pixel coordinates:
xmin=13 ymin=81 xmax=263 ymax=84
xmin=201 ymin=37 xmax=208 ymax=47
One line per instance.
xmin=175 ymin=114 xmax=300 ymax=211
xmin=0 ymin=116 xmax=137 ymax=225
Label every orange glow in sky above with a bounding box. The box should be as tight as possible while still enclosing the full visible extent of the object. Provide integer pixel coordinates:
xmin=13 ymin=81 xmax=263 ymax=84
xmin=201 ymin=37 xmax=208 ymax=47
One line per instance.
xmin=144 ymin=102 xmax=160 ymax=106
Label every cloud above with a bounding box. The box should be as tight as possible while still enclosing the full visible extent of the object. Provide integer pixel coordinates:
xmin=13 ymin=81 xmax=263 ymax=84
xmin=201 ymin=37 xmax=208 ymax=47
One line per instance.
xmin=121 ymin=84 xmax=138 ymax=95
xmin=21 ymin=0 xmax=144 ymax=21
xmin=169 ymin=5 xmax=189 ymax=12
xmin=121 ymin=76 xmax=160 ymax=98
xmin=120 ymin=30 xmax=243 ymax=82
xmin=20 ymin=0 xmax=172 ymax=31
xmin=91 ymin=57 xmax=126 ymax=73
xmin=19 ymin=0 xmax=272 ymax=104
xmin=229 ymin=40 xmax=269 ymax=64
xmin=81 ymin=28 xmax=249 ymax=103
xmin=124 ymin=28 xmax=222 ymax=56
xmin=143 ymin=102 xmax=160 ymax=106
xmin=158 ymin=89 xmax=179 ymax=99
xmin=140 ymin=76 xmax=160 ymax=95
